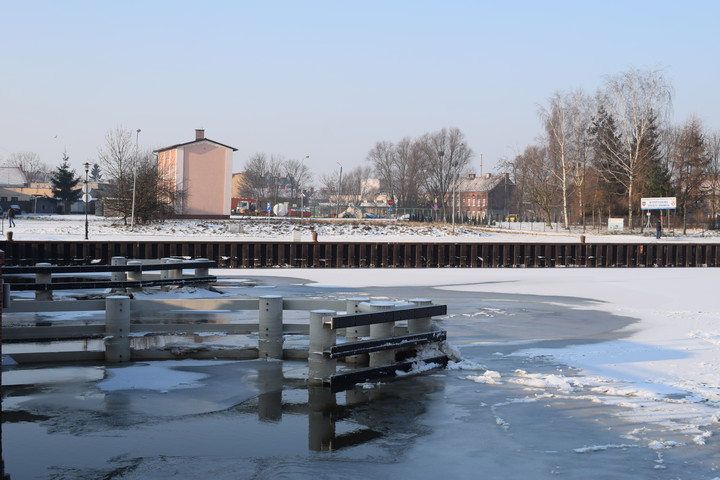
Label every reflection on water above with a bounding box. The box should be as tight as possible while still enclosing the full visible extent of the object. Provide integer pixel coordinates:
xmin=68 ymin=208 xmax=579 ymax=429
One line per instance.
xmin=1 ymin=359 xmax=444 ymax=478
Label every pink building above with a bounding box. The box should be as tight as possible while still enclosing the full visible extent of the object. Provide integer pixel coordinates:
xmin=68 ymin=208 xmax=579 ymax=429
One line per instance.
xmin=155 ymin=129 xmax=237 ymax=219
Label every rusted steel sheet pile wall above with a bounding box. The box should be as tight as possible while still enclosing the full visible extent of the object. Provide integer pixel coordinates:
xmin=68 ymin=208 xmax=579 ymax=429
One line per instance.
xmin=1 ymin=241 xmax=718 ymax=267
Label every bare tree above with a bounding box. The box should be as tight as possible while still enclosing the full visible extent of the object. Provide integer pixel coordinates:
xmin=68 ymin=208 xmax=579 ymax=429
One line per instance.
xmin=97 ymin=127 xmax=135 ymax=223
xmin=99 ymin=127 xmax=184 ymax=223
xmin=417 ymin=127 xmax=473 ymax=221
xmin=5 ymin=151 xmax=52 ymax=183
xmin=342 ymin=165 xmax=374 ymax=205
xmin=282 ymin=157 xmax=312 ymax=204
xmin=367 ymin=140 xmax=397 ymax=202
xmin=540 ymin=90 xmax=594 ymax=229
xmin=595 ymin=68 xmax=673 ymax=228
xmin=512 ymin=145 xmax=560 ymax=225
xmin=366 ymin=137 xmax=430 ymax=209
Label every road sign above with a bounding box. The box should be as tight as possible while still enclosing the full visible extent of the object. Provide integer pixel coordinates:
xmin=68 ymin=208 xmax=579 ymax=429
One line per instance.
xmin=640 ymin=197 xmax=676 ymax=210
xmin=266 ymin=202 xmax=271 ymax=212
xmin=387 ymin=199 xmax=394 ymax=206
xmin=82 ymin=184 xmax=92 ymax=193
xmin=82 ymin=193 xmax=93 ymax=203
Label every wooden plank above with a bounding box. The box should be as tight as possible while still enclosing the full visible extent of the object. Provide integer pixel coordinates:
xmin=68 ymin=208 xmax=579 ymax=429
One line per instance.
xmin=330 ymin=304 xmax=447 ymax=329
xmin=327 ymin=330 xmax=446 ymax=358
xmin=328 ymin=355 xmax=449 ymax=392
xmin=9 ymin=276 xmax=217 ymax=291
xmin=3 ymin=261 xmax=216 ymax=275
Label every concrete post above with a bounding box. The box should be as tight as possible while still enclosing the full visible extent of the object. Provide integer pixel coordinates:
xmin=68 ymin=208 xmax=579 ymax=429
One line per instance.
xmin=257 ymin=361 xmax=284 ymax=422
xmin=409 ymin=298 xmax=433 ymax=333
xmin=344 ymin=297 xmax=369 ymax=366
xmin=110 ymin=256 xmax=126 ymax=283
xmin=308 ymin=309 xmax=336 ymax=385
xmin=308 ymin=386 xmax=336 ymax=451
xmin=126 ymin=260 xmax=143 ymax=292
xmin=159 ymin=258 xmax=172 ymax=291
xmin=105 ymin=295 xmax=131 ymax=362
xmin=35 ymin=263 xmax=52 ymax=301
xmin=168 ymin=258 xmax=183 ymax=279
xmin=194 ymin=258 xmax=209 ymax=277
xmin=258 ymin=295 xmax=284 ymax=359
xmin=369 ymin=301 xmax=396 ymax=367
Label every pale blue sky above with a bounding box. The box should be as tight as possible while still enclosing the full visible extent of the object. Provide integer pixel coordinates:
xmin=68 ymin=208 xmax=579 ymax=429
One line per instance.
xmin=2 ymin=0 xmax=718 ymax=181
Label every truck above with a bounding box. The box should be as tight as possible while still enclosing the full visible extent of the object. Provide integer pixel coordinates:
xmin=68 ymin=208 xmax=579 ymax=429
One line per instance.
xmin=231 ymin=198 xmax=258 ymax=215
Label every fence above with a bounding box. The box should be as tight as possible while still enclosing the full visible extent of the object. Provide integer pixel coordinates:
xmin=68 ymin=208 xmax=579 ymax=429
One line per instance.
xmin=1 ymin=240 xmax=718 ymax=267
xmin=2 ymin=257 xmax=216 ymax=300
xmin=2 ymin=295 xmax=449 ymax=391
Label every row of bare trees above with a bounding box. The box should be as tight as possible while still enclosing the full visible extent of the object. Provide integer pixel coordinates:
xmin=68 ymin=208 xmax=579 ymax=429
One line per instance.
xmin=503 ymin=68 xmax=720 ymax=232
xmin=239 ymin=127 xmax=475 ymax=219
xmin=236 ymin=153 xmax=312 ymax=207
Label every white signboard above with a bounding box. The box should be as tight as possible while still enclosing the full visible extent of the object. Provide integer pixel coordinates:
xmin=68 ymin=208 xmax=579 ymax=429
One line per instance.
xmin=640 ymin=197 xmax=676 ymax=210
xmin=608 ymin=218 xmax=624 ymax=232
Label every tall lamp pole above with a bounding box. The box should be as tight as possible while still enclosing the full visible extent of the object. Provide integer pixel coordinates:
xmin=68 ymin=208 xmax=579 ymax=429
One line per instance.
xmin=450 ymin=143 xmax=464 ymax=234
xmin=83 ymin=162 xmax=90 ymax=240
xmin=452 ymin=161 xmax=458 ymax=233
xmin=438 ymin=151 xmax=444 ymax=223
xmin=131 ymin=128 xmax=140 ymax=230
xmin=336 ymin=162 xmax=343 ymax=218
xmin=300 ymin=155 xmax=309 ymax=219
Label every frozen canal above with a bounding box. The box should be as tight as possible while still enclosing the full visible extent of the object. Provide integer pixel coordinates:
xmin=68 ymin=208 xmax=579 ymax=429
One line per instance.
xmin=3 ymin=269 xmax=719 ymax=479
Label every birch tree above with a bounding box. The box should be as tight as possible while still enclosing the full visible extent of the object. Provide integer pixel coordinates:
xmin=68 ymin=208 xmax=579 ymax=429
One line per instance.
xmin=595 ymin=68 xmax=673 ymax=228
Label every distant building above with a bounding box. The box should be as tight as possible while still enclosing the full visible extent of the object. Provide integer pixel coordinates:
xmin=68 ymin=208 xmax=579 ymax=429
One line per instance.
xmin=155 ymin=129 xmax=237 ymax=219
xmin=456 ymin=173 xmax=514 ymax=221
xmin=0 ymin=167 xmax=28 ymax=187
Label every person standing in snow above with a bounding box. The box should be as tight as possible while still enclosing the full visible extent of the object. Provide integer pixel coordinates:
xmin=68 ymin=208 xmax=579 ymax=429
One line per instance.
xmin=7 ymin=206 xmax=16 ymax=227
xmin=656 ymin=220 xmax=662 ymax=239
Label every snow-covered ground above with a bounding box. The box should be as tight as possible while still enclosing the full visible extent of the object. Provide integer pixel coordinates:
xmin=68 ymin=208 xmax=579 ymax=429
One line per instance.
xmin=2 ymin=215 xmax=720 ymax=479
xmin=4 ymin=213 xmax=720 ymax=243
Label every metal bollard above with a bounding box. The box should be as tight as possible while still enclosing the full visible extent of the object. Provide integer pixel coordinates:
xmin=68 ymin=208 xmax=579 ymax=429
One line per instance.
xmin=258 ymin=295 xmax=284 ymax=359
xmin=368 ymin=301 xmax=395 ymax=367
xmin=105 ymin=295 xmax=131 ymax=362
xmin=344 ymin=297 xmax=369 ymax=366
xmin=308 ymin=309 xmax=337 ymax=385
xmin=409 ymin=298 xmax=433 ymax=333
xmin=35 ymin=262 xmax=52 ymax=301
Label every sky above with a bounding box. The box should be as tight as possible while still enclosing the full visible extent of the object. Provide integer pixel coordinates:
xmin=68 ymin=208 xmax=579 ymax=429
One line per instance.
xmin=2 ymin=0 xmax=719 ymax=183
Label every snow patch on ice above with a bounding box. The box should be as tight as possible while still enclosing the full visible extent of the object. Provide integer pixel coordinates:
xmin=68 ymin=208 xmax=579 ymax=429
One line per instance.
xmin=96 ymin=360 xmax=227 ymax=392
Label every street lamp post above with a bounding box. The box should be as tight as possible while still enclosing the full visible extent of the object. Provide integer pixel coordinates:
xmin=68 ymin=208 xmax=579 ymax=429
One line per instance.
xmin=336 ymin=162 xmax=343 ymax=218
xmin=300 ymin=155 xmax=309 ymax=219
xmin=131 ymin=129 xmax=141 ymax=230
xmin=452 ymin=161 xmax=457 ymax=234
xmin=438 ymin=151 xmax=444 ymax=223
xmin=83 ymin=162 xmax=90 ymax=240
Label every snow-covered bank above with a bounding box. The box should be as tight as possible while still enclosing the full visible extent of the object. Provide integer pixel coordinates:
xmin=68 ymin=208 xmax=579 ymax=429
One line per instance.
xmin=4 ymin=214 xmax=720 ymax=243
